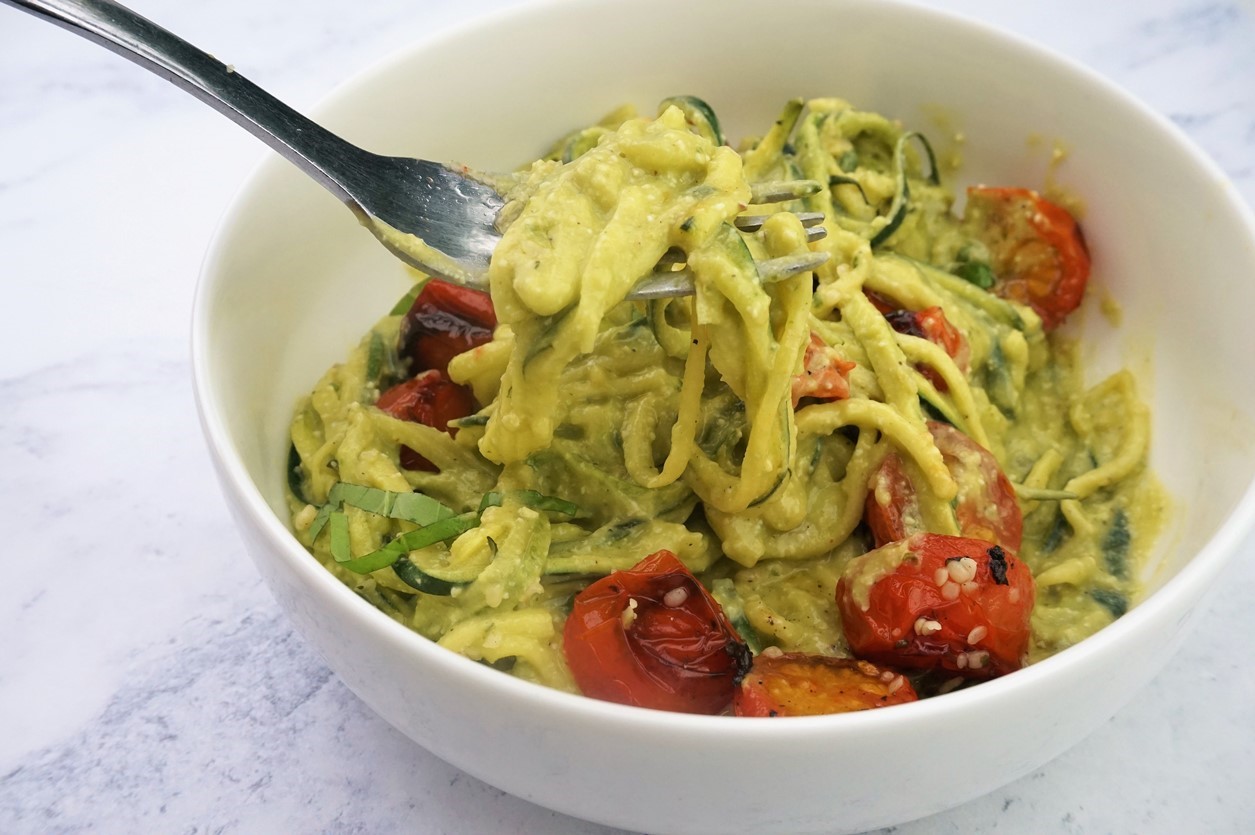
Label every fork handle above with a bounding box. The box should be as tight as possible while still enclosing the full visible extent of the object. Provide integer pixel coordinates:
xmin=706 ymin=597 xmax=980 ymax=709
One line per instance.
xmin=2 ymin=0 xmax=366 ymax=204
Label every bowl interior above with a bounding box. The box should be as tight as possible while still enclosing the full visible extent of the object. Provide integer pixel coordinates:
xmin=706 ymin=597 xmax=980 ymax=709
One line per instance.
xmin=203 ymin=0 xmax=1255 ymax=596
xmin=194 ymin=0 xmax=1255 ymax=831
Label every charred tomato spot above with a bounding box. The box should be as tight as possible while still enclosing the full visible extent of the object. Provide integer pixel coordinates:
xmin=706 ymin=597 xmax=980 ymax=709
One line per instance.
xmin=987 ymin=545 xmax=1009 ymax=585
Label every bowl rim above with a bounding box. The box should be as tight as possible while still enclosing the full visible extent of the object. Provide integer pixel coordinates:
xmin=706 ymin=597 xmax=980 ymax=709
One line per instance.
xmin=190 ymin=0 xmax=1255 ymax=738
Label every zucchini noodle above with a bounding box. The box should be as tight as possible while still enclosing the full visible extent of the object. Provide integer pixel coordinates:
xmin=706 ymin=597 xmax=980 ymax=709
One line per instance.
xmin=286 ymin=96 xmax=1165 ymax=694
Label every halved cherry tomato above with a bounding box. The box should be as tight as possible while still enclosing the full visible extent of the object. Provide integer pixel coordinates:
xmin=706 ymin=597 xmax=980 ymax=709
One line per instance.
xmin=963 ymin=187 xmax=1090 ymax=331
xmin=563 ymin=550 xmax=751 ymax=714
xmin=865 ymin=452 xmax=920 ymax=548
xmin=837 ymin=532 xmax=1035 ymax=678
xmin=792 ymin=332 xmax=856 ymax=406
xmin=733 ymin=652 xmax=917 ymax=717
xmin=865 ymin=421 xmax=1022 ymax=551
xmin=399 ymin=279 xmax=497 ymax=375
xmin=375 ymin=370 xmax=476 ymax=471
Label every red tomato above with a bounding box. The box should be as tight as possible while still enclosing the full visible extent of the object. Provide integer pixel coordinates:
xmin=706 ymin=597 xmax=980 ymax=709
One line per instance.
xmin=375 ymin=370 xmax=476 ymax=471
xmin=563 ymin=550 xmax=751 ymax=714
xmin=866 ymin=292 xmax=969 ymax=391
xmin=733 ymin=653 xmax=917 ymax=717
xmin=865 ymin=452 xmax=920 ymax=548
xmin=865 ymin=421 xmax=1023 ymax=551
xmin=400 ymin=279 xmax=497 ymax=375
xmin=792 ymin=332 xmax=856 ymax=406
xmin=837 ymin=533 xmax=1036 ymax=678
xmin=963 ymin=187 xmax=1090 ymax=331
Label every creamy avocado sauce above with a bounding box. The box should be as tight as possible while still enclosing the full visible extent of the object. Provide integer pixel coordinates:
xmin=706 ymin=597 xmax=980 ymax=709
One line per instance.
xmin=287 ymin=96 xmax=1165 ymax=700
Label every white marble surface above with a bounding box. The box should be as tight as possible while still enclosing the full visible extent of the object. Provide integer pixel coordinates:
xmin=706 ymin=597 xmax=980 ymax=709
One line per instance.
xmin=1 ymin=0 xmax=1253 ymax=832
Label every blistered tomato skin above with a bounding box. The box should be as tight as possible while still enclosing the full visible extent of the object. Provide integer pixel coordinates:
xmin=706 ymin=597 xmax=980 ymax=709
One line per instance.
xmin=837 ymin=533 xmax=1036 ymax=679
xmin=400 ymin=279 xmax=497 ymax=375
xmin=563 ymin=550 xmax=751 ymax=714
xmin=865 ymin=422 xmax=1023 ymax=551
xmin=375 ymin=370 xmax=477 ymax=471
xmin=734 ymin=653 xmax=917 ymax=717
xmin=963 ymin=186 xmax=1090 ymax=331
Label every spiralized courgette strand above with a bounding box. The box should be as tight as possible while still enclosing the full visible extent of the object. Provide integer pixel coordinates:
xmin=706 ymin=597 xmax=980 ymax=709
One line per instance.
xmin=287 ymin=95 xmax=1164 ymax=683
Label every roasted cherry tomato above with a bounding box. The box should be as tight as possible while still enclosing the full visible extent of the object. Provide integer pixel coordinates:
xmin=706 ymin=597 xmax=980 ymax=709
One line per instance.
xmin=792 ymin=332 xmax=856 ymax=406
xmin=563 ymin=550 xmax=752 ymax=714
xmin=837 ymin=533 xmax=1035 ymax=678
xmin=733 ymin=652 xmax=917 ymax=717
xmin=963 ymin=187 xmax=1090 ymax=331
xmin=866 ymin=292 xmax=969 ymax=391
xmin=375 ymin=370 xmax=477 ymax=471
xmin=865 ymin=421 xmax=1022 ymax=551
xmin=399 ymin=279 xmax=497 ymax=375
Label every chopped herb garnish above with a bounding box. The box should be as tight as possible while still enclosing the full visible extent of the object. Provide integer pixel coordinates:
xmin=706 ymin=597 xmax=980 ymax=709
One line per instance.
xmin=365 ymin=332 xmax=386 ymax=382
xmin=310 ymin=482 xmax=456 ymax=541
xmin=389 ymin=282 xmax=425 ymax=316
xmin=1041 ymin=511 xmax=1071 ymax=553
xmin=328 ymin=511 xmax=351 ymax=563
xmin=339 ymin=511 xmax=481 ymax=574
xmin=1103 ymin=509 xmax=1131 ymax=579
xmin=479 ymin=489 xmax=580 ymax=517
xmin=309 ymin=483 xmax=577 ymax=577
xmin=953 ymin=260 xmax=996 ymax=290
xmin=1090 ymin=588 xmax=1128 ymax=618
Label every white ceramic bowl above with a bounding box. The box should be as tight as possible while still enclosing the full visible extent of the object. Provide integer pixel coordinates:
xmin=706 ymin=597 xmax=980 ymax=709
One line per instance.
xmin=192 ymin=0 xmax=1255 ymax=832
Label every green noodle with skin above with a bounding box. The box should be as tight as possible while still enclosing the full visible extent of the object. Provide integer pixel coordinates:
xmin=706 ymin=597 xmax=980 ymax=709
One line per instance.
xmin=286 ymin=97 xmax=1165 ymax=696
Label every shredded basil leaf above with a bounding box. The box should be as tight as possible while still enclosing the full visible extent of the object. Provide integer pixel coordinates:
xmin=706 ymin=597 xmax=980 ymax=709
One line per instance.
xmin=389 ymin=282 xmax=425 ymax=316
xmin=340 ymin=512 xmax=481 ymax=574
xmin=328 ymin=511 xmax=351 ymax=563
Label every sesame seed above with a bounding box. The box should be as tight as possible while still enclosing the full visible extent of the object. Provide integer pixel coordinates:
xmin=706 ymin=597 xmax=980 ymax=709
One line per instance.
xmin=888 ymin=676 xmax=905 ymax=695
xmin=968 ymin=651 xmax=990 ymax=669
xmin=934 ymin=567 xmax=950 ymax=587
xmin=880 ymin=670 xmax=895 ymax=683
xmin=955 ymin=652 xmax=969 ymax=669
xmin=941 ymin=581 xmax=961 ymax=601
xmin=761 ymin=645 xmax=784 ymax=658
xmin=967 ymin=625 xmax=988 ymax=644
xmin=961 ymin=580 xmax=979 ymax=595
xmin=947 ymin=556 xmax=978 ymax=584
xmin=1009 ymin=587 xmax=1021 ymax=603
xmin=663 ymin=586 xmax=690 ymax=608
xmin=914 ymin=617 xmax=943 ymax=636
xmin=937 ymin=676 xmax=964 ymax=694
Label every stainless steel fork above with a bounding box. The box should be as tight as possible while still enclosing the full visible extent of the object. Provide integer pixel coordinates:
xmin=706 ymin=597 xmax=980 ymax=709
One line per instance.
xmin=2 ymin=0 xmax=829 ymax=299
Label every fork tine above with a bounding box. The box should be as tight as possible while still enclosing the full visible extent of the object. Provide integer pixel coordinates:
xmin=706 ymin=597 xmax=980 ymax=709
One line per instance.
xmin=626 ymin=250 xmax=830 ymax=300
xmin=749 ymin=180 xmax=823 ymax=204
xmin=734 ymin=211 xmax=825 ymax=232
xmin=757 ymin=251 xmax=831 ymax=283
xmin=658 ymin=213 xmax=826 ymax=268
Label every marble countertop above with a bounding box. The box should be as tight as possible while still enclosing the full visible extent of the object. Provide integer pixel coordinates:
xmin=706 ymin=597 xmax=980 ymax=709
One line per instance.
xmin=2 ymin=0 xmax=1253 ymax=832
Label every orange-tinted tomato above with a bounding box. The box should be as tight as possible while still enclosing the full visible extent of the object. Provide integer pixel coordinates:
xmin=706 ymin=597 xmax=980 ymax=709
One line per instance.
xmin=792 ymin=332 xmax=856 ymax=406
xmin=563 ymin=550 xmax=751 ymax=714
xmin=837 ymin=533 xmax=1035 ymax=678
xmin=733 ymin=653 xmax=917 ymax=717
xmin=865 ymin=421 xmax=1022 ymax=551
xmin=375 ymin=370 xmax=476 ymax=471
xmin=399 ymin=279 xmax=497 ymax=374
xmin=964 ymin=187 xmax=1090 ymax=331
